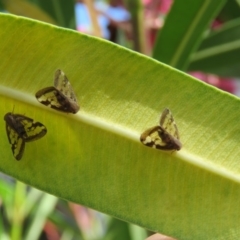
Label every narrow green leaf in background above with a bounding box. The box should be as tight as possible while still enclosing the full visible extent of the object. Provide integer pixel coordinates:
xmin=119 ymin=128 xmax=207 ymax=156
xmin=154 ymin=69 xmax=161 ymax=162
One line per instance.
xmin=124 ymin=0 xmax=145 ymax=53
xmin=189 ymin=17 xmax=240 ymax=77
xmin=49 ymin=201 xmax=84 ymax=238
xmin=104 ymin=218 xmax=132 ymax=240
xmin=0 ymin=0 xmax=57 ymax=25
xmin=0 ymin=0 xmax=76 ymax=28
xmin=217 ymin=0 xmax=240 ymax=21
xmin=153 ymin=0 xmax=227 ymax=70
xmin=104 ymin=218 xmax=147 ymax=240
xmin=25 ymin=194 xmax=58 ymax=240
xmin=11 ymin=181 xmax=25 ymax=240
xmin=29 ymin=0 xmax=76 ymax=29
xmin=1 ymin=13 xmax=240 ymax=240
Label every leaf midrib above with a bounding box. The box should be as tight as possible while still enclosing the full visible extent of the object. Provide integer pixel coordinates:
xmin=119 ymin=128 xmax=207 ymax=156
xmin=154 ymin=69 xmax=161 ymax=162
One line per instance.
xmin=2 ymin=85 xmax=240 ymax=186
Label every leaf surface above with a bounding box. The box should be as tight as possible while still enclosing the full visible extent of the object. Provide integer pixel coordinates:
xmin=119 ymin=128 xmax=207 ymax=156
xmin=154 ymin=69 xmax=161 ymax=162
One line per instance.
xmin=1 ymin=14 xmax=240 ymax=240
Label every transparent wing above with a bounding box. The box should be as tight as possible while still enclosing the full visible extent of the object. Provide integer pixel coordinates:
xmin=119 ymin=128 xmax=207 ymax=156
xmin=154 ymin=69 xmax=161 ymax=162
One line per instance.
xmin=159 ymin=108 xmax=180 ymax=140
xmin=35 ymin=69 xmax=80 ymax=113
xmin=54 ymin=69 xmax=79 ymax=105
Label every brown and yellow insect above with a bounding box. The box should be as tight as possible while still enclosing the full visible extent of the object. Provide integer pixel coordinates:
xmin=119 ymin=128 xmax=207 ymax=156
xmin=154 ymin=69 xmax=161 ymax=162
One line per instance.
xmin=35 ymin=69 xmax=80 ymax=114
xmin=4 ymin=112 xmax=47 ymax=160
xmin=140 ymin=108 xmax=182 ymax=151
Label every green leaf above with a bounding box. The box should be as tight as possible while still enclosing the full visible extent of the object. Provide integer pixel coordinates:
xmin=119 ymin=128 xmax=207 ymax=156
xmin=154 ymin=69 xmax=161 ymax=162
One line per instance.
xmin=153 ymin=0 xmax=227 ymax=70
xmin=28 ymin=0 xmax=76 ymax=29
xmin=188 ymin=17 xmax=240 ymax=77
xmin=124 ymin=0 xmax=145 ymax=52
xmin=104 ymin=218 xmax=132 ymax=240
xmin=25 ymin=193 xmax=58 ymax=240
xmin=49 ymin=201 xmax=84 ymax=238
xmin=104 ymin=218 xmax=147 ymax=240
xmin=0 ymin=0 xmax=57 ymax=25
xmin=1 ymin=13 xmax=240 ymax=240
xmin=217 ymin=0 xmax=240 ymax=21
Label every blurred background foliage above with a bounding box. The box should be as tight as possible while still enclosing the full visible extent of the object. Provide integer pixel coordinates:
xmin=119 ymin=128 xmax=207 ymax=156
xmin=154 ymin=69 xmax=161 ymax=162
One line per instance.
xmin=1 ymin=0 xmax=240 ymax=239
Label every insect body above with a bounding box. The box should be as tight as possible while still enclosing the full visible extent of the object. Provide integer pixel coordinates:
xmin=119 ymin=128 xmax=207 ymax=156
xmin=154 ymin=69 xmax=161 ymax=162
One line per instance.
xmin=35 ymin=69 xmax=80 ymax=114
xmin=140 ymin=108 xmax=182 ymax=151
xmin=4 ymin=113 xmax=47 ymax=160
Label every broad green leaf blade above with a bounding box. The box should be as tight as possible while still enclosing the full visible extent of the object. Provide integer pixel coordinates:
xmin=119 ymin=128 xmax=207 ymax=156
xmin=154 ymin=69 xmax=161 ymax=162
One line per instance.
xmin=1 ymin=14 xmax=240 ymax=240
xmin=188 ymin=18 xmax=240 ymax=77
xmin=152 ymin=0 xmax=226 ymax=70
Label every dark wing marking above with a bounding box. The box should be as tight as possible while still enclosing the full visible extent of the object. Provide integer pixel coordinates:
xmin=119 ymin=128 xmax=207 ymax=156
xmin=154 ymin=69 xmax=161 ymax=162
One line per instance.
xmin=4 ymin=112 xmax=47 ymax=160
xmin=140 ymin=126 xmax=162 ymax=148
xmin=35 ymin=87 xmax=62 ymax=109
xmin=140 ymin=125 xmax=182 ymax=151
xmin=140 ymin=108 xmax=182 ymax=151
xmin=5 ymin=114 xmax=25 ymax=160
xmin=157 ymin=126 xmax=182 ymax=150
xmin=20 ymin=117 xmax=47 ymax=142
xmin=35 ymin=69 xmax=80 ymax=113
